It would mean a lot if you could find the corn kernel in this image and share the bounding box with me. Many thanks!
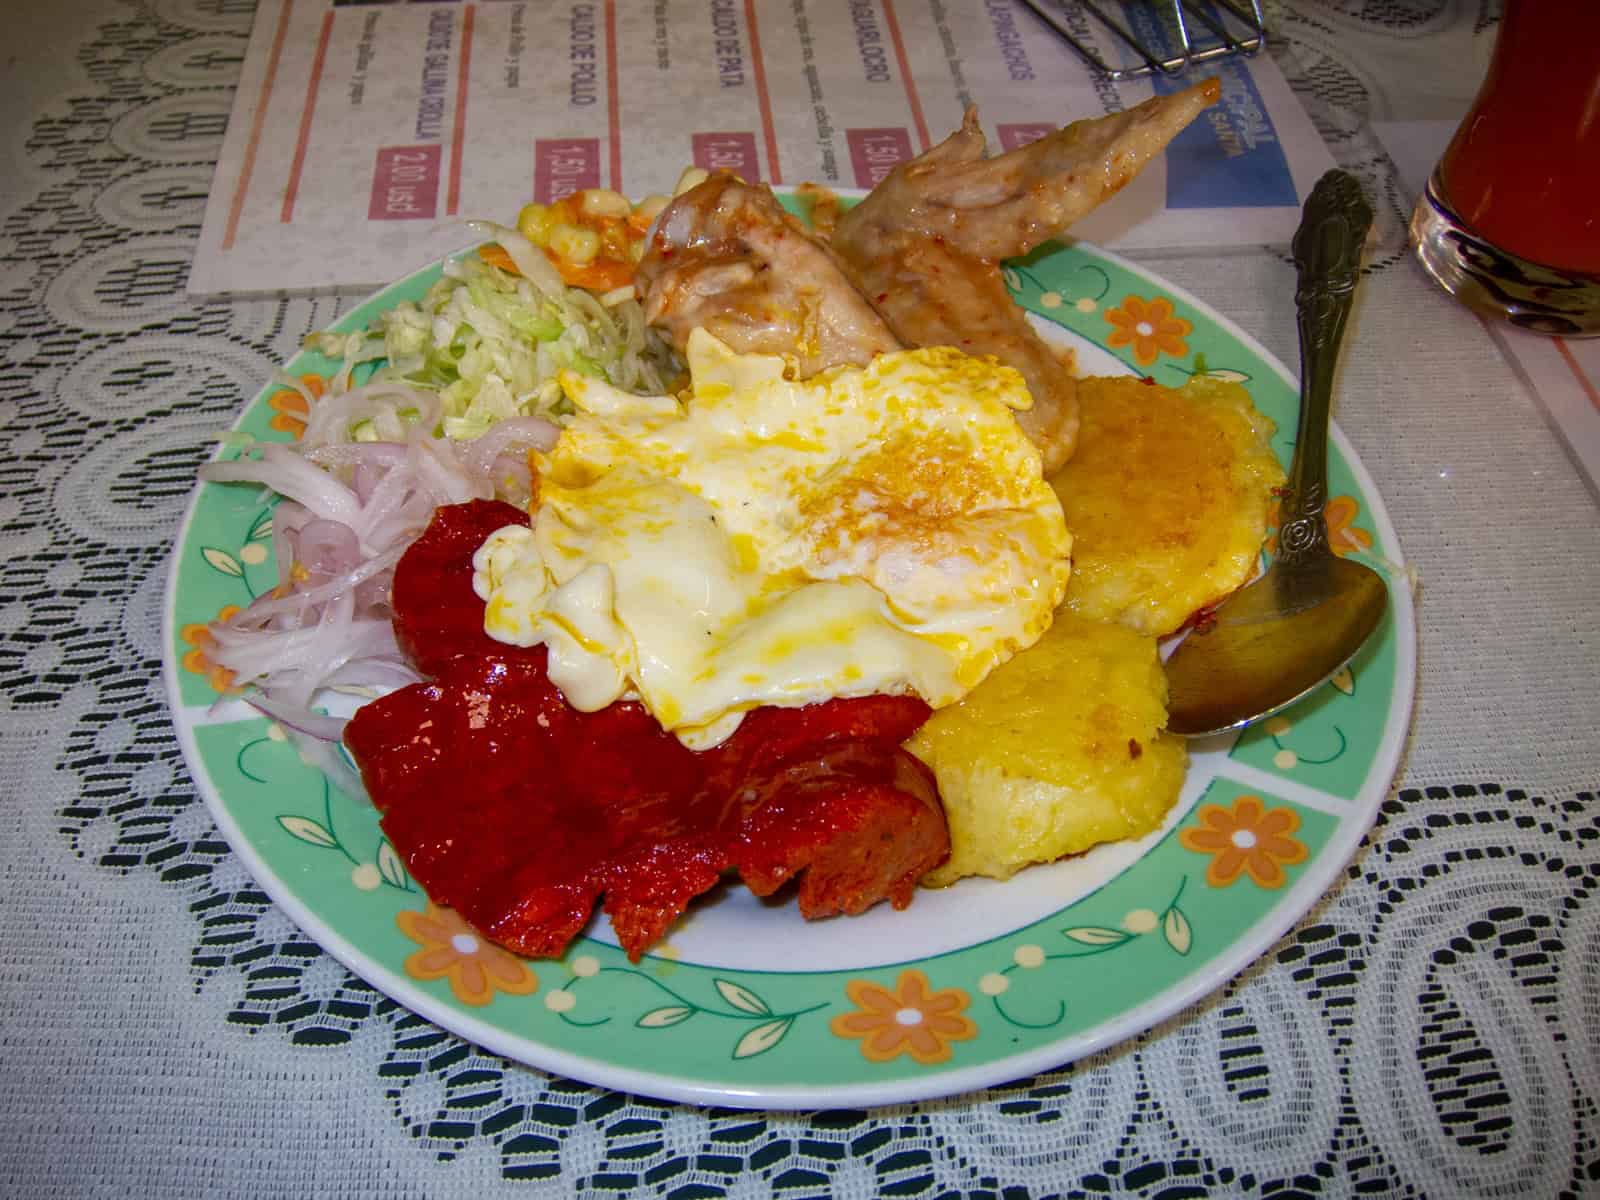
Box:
[600,222,630,257]
[517,202,555,247]
[578,188,632,219]
[673,167,710,196]
[550,222,600,264]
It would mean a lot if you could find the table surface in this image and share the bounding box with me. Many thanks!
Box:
[4,1,1598,1196]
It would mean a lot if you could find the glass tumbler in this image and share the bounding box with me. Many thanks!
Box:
[1409,0,1600,336]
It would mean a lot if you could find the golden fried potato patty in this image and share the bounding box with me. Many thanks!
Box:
[1048,375,1284,637]
[906,611,1186,885]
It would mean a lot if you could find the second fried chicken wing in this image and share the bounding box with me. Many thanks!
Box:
[832,79,1221,472]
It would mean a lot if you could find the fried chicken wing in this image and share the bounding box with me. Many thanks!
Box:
[635,173,901,377]
[832,79,1221,472]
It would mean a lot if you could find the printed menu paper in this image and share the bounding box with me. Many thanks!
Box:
[189,0,1336,296]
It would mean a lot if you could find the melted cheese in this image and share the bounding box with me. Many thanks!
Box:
[475,329,1071,746]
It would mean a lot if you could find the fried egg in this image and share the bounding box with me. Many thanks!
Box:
[474,328,1071,747]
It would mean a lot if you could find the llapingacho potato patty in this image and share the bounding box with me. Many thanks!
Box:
[1048,374,1284,637]
[907,610,1185,886]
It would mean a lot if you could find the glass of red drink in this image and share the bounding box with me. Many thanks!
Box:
[1410,0,1600,336]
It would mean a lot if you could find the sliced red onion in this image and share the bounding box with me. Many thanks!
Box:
[218,542,407,631]
[324,658,419,690]
[211,602,392,678]
[349,459,387,506]
[202,445,362,526]
[245,692,350,741]
[458,415,559,476]
[349,461,423,546]
[486,454,534,504]
[410,437,488,507]
[306,442,411,473]
[294,519,362,577]
[268,500,309,582]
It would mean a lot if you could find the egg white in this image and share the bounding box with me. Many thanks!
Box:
[474,329,1071,746]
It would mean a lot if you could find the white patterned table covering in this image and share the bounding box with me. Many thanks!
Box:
[2,1,1597,1196]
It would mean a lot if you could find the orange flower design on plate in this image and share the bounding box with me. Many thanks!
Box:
[267,374,324,439]
[179,603,242,693]
[397,903,538,1006]
[829,969,976,1064]
[1104,294,1191,366]
[1180,795,1308,889]
[1267,494,1373,557]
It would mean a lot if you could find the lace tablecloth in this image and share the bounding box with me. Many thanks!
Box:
[4,1,1598,1195]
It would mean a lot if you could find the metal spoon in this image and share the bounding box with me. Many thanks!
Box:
[1163,170,1387,737]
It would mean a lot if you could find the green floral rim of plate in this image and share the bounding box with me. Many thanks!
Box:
[164,231,1415,1109]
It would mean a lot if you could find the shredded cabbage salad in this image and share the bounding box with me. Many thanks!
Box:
[307,221,677,441]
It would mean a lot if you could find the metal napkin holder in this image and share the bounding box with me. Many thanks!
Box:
[1020,0,1268,80]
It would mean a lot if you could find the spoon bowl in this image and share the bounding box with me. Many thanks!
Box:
[1164,170,1386,737]
[1164,552,1387,736]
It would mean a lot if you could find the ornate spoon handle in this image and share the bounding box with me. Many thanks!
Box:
[1277,170,1374,569]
